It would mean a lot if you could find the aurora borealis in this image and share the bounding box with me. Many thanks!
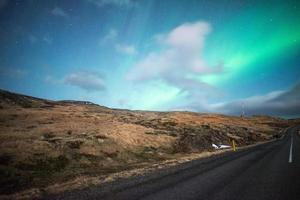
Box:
[0,0,299,117]
[202,3,300,87]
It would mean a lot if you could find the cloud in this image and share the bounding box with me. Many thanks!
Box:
[64,71,105,92]
[43,36,53,44]
[51,7,69,18]
[44,75,62,85]
[100,29,118,44]
[115,44,137,55]
[100,30,136,56]
[88,0,136,7]
[211,83,300,118]
[126,21,223,107]
[28,34,52,45]
[127,21,222,82]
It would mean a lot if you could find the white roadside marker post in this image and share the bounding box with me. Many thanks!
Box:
[289,135,293,163]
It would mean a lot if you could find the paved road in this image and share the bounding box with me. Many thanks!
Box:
[43,126,300,200]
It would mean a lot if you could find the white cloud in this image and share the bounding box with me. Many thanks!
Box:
[88,0,136,7]
[64,71,105,92]
[45,75,62,85]
[115,44,137,55]
[51,7,69,18]
[210,83,300,117]
[100,29,118,44]
[126,21,222,82]
[126,21,223,109]
[101,30,136,56]
[43,36,53,44]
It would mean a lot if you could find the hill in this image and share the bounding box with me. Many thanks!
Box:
[0,89,297,199]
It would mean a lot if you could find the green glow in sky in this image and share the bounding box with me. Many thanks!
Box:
[201,4,300,86]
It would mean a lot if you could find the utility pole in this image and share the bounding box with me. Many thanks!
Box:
[241,102,245,118]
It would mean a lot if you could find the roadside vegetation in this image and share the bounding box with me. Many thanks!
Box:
[0,89,298,199]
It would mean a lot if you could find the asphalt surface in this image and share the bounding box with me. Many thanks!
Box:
[43,126,300,200]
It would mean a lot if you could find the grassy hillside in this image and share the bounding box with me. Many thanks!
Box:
[0,89,297,198]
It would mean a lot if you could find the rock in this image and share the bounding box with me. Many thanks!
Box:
[66,140,83,149]
[42,132,55,139]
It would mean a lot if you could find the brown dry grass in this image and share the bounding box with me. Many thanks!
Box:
[0,90,297,199]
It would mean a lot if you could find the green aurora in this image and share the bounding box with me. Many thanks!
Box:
[201,3,300,88]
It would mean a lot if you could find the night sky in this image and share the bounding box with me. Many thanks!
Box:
[0,0,300,117]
